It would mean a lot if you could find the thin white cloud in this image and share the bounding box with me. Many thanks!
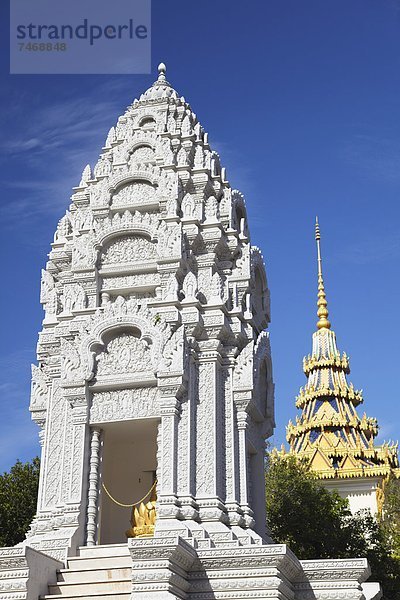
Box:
[0,77,136,226]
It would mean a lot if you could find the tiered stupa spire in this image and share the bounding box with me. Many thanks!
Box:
[286,219,399,480]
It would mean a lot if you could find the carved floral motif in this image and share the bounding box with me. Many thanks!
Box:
[100,235,156,266]
[96,333,151,376]
[90,388,158,423]
[129,145,156,164]
[61,338,82,381]
[30,365,48,410]
[111,181,155,208]
[61,283,87,312]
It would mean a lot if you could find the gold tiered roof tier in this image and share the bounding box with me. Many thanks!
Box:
[286,219,399,480]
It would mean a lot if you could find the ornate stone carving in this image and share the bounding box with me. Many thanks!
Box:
[177,146,188,166]
[157,222,182,257]
[72,208,93,232]
[111,181,155,208]
[129,145,156,164]
[181,192,196,219]
[100,235,156,266]
[96,333,152,376]
[30,365,48,410]
[181,114,192,136]
[204,195,219,222]
[196,362,215,496]
[60,338,82,382]
[194,145,204,168]
[182,272,198,301]
[94,156,112,178]
[159,326,186,373]
[40,269,55,304]
[105,126,115,147]
[61,283,87,312]
[90,388,158,423]
[233,341,254,389]
[163,274,179,300]
[53,212,72,242]
[79,164,91,186]
[101,272,160,291]
[72,232,96,269]
[208,271,224,303]
[42,384,66,509]
[161,139,175,164]
[95,209,159,243]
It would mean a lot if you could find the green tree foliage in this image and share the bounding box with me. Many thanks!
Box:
[0,457,40,547]
[265,454,400,599]
[379,475,400,559]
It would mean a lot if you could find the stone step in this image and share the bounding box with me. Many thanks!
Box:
[66,554,132,571]
[47,578,131,597]
[77,544,129,558]
[41,594,129,600]
[57,567,131,584]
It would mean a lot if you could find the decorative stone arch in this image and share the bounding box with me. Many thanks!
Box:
[254,330,275,433]
[96,232,158,276]
[250,246,270,328]
[96,220,158,249]
[108,171,159,196]
[108,172,159,211]
[82,302,170,383]
[138,114,157,129]
[128,144,157,166]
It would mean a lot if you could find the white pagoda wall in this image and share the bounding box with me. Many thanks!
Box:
[323,477,380,515]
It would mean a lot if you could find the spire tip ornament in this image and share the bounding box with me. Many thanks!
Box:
[315,217,331,330]
[157,62,167,81]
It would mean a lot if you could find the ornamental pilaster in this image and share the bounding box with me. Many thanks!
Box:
[156,378,183,522]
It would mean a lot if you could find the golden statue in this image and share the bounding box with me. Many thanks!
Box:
[126,482,157,538]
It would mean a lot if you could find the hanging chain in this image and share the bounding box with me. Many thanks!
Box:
[101,479,157,508]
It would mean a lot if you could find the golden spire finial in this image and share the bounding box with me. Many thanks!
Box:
[315,217,331,330]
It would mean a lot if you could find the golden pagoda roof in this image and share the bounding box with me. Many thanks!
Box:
[285,219,400,481]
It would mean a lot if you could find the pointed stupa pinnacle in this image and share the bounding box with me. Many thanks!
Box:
[140,61,178,101]
[157,62,167,82]
[315,217,331,330]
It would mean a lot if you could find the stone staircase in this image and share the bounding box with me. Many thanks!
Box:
[40,544,131,600]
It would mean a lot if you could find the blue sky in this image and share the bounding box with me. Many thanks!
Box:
[1,0,400,472]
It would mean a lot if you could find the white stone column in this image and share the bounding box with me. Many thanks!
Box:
[156,384,182,528]
[159,398,179,495]
[224,365,244,527]
[195,341,230,534]
[237,410,249,507]
[236,402,254,528]
[175,354,200,523]
[86,427,102,546]
[188,356,197,498]
[35,418,47,517]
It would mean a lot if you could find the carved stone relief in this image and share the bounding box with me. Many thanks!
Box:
[110,181,155,208]
[90,388,158,423]
[100,235,156,266]
[96,333,152,376]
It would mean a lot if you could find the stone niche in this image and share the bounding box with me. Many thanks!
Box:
[110,180,158,211]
